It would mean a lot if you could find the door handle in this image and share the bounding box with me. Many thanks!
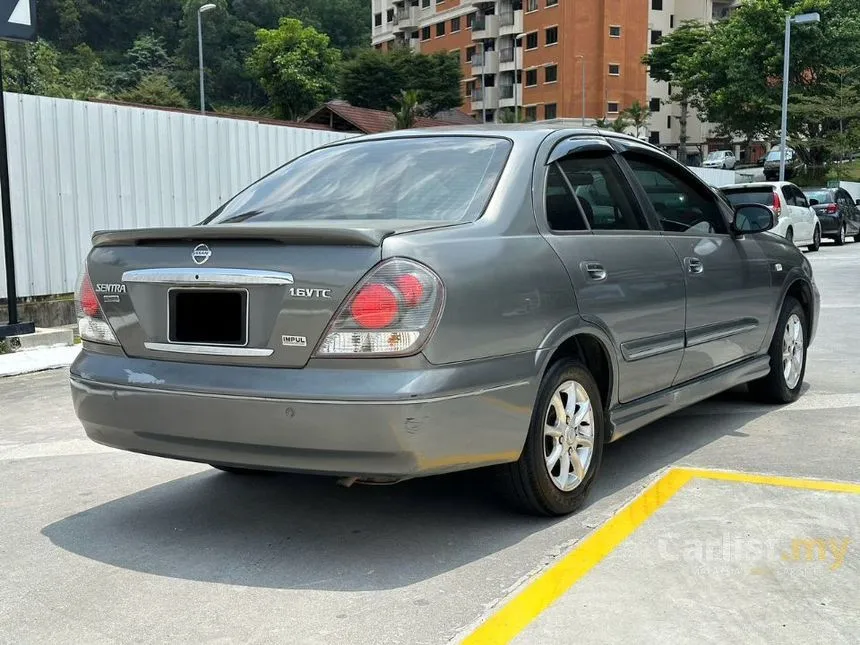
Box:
[580,261,607,281]
[685,257,704,275]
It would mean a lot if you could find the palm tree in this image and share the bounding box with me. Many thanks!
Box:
[390,89,420,129]
[594,118,611,129]
[622,100,651,138]
[609,116,631,133]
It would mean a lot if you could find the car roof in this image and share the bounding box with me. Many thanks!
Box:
[324,123,662,151]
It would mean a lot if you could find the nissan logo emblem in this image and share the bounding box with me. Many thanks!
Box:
[192,244,212,265]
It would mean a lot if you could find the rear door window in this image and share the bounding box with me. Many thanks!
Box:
[546,154,647,232]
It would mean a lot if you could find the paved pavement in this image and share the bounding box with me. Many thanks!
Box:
[1,240,858,644]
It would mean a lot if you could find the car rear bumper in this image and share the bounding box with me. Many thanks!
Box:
[816,215,841,235]
[69,349,540,478]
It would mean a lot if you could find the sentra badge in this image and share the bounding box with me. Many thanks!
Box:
[95,283,126,293]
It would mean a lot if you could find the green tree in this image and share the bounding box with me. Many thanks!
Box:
[608,116,631,133]
[340,48,408,111]
[246,18,341,119]
[391,89,421,129]
[340,48,462,115]
[0,39,106,99]
[643,21,710,163]
[117,74,190,108]
[622,100,651,138]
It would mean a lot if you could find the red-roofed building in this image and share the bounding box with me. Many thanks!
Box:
[302,100,476,134]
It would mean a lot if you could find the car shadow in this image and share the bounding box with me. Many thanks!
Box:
[41,385,798,591]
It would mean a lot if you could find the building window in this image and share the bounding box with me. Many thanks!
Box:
[649,132,661,145]
[546,0,558,6]
[412,30,419,40]
[667,115,672,128]
[421,26,431,40]
[437,22,445,36]
[651,30,663,45]
[545,26,558,45]
[387,8,394,22]
[451,16,461,32]
[526,69,538,86]
[608,64,620,76]
[466,46,476,62]
[466,81,475,98]
[526,32,538,49]
[670,14,675,28]
[467,12,475,28]
[374,13,382,27]
[649,97,661,112]
[545,103,557,119]
[422,0,430,7]
[652,0,663,10]
[609,25,621,37]
[527,0,538,12]
[545,65,558,83]
[607,102,620,114]
[525,106,538,121]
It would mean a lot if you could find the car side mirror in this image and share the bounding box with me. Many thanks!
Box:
[732,204,774,236]
[809,198,819,206]
[855,198,860,206]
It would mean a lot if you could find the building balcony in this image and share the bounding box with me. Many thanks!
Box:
[499,10,523,36]
[498,83,521,108]
[472,14,500,40]
[498,46,522,72]
[471,50,500,76]
[394,5,420,30]
[471,86,499,111]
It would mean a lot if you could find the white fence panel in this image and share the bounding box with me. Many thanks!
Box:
[689,167,741,187]
[0,92,355,298]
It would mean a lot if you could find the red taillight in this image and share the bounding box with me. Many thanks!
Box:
[80,274,101,317]
[395,274,424,307]
[826,203,838,214]
[772,191,782,219]
[350,283,399,329]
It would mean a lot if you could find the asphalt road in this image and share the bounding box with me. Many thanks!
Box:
[2,239,859,644]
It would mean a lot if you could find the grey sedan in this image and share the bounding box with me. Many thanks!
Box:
[70,126,819,516]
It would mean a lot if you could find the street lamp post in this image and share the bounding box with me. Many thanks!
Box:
[513,33,525,123]
[576,55,586,126]
[779,11,820,181]
[198,3,217,114]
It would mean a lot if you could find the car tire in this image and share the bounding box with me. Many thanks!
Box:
[499,358,605,516]
[835,223,846,246]
[211,464,269,475]
[807,226,821,252]
[748,296,807,404]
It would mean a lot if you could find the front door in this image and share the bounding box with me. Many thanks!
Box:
[538,139,687,403]
[618,146,775,384]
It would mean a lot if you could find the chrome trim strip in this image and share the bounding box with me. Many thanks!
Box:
[143,342,274,357]
[123,268,294,286]
[622,340,686,362]
[70,375,529,405]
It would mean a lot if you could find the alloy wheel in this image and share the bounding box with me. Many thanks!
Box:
[543,380,595,492]
[782,313,804,390]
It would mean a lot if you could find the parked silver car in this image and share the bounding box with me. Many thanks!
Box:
[70,126,820,516]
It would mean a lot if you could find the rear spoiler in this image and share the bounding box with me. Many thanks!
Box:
[91,224,394,248]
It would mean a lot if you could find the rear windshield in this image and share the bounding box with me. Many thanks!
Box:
[722,189,774,207]
[204,136,512,224]
[805,190,834,204]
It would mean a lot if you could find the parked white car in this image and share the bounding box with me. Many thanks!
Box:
[721,182,821,251]
[703,150,737,170]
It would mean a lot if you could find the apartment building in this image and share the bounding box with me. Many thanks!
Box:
[371,0,650,123]
[646,0,740,152]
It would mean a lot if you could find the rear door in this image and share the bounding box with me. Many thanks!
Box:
[785,184,814,242]
[613,141,775,384]
[836,189,860,235]
[537,137,686,403]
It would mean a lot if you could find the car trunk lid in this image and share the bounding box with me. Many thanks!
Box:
[86,221,454,368]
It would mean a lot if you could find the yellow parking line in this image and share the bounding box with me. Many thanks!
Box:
[677,467,860,494]
[461,467,860,645]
